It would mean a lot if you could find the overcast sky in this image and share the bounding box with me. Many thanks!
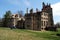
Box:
[0,0,60,24]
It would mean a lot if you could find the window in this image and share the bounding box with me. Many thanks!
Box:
[44,21,45,26]
[37,24,39,28]
[41,13,43,15]
[46,21,48,25]
[41,21,43,26]
[37,18,39,20]
[44,13,47,16]
[15,15,18,17]
[41,17,43,19]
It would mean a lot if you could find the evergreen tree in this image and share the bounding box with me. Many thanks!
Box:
[3,11,12,27]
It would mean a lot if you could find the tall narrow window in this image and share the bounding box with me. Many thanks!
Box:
[41,21,43,26]
[46,21,48,25]
[44,21,45,26]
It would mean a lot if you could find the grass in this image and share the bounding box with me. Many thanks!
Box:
[0,27,60,40]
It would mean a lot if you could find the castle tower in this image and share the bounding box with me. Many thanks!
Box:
[42,2,45,8]
[42,2,54,27]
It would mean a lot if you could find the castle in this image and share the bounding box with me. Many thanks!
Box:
[10,2,54,31]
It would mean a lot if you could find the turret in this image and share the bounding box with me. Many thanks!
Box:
[26,8,28,14]
[49,3,51,7]
[42,2,51,12]
[30,8,33,13]
[42,2,45,8]
[36,8,39,12]
[47,3,48,6]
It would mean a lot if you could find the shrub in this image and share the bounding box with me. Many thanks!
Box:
[45,26,57,31]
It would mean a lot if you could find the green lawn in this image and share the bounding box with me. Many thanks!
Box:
[0,27,60,40]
